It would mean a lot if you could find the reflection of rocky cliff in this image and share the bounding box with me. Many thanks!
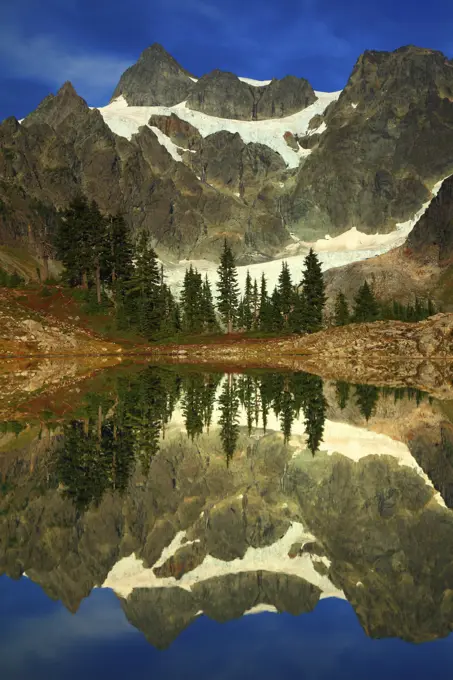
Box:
[1,380,453,646]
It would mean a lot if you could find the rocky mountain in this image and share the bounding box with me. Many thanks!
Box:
[324,173,453,311]
[2,42,453,276]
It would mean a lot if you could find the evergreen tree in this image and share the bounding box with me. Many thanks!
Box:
[278,261,294,328]
[270,287,284,331]
[258,273,273,331]
[335,381,350,410]
[289,290,306,333]
[106,213,133,286]
[218,375,240,465]
[241,270,254,331]
[302,373,327,455]
[87,200,108,304]
[252,278,259,329]
[201,275,219,332]
[56,194,91,286]
[216,240,239,333]
[123,232,163,338]
[299,248,326,333]
[181,266,204,333]
[353,281,380,323]
[355,384,379,421]
[334,292,350,326]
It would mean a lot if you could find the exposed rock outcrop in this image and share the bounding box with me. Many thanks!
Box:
[287,46,453,239]
[111,43,195,106]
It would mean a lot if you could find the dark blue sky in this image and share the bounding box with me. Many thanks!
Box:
[1,0,453,121]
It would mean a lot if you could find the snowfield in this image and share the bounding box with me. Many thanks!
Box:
[162,175,448,298]
[97,90,341,168]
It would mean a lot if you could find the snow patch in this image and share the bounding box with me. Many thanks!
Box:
[97,91,340,169]
[351,102,358,109]
[148,125,184,162]
[238,77,272,87]
[244,604,279,615]
[102,521,344,600]
[189,77,198,83]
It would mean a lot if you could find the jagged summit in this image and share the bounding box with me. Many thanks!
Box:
[22,79,90,130]
[111,42,195,107]
[110,43,318,120]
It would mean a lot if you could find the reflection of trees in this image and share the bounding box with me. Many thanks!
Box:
[218,375,240,466]
[335,381,350,410]
[355,384,380,422]
[56,419,134,511]
[182,373,221,440]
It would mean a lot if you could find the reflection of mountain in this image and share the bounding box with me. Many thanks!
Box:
[1,369,453,646]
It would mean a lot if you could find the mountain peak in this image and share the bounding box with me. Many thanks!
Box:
[111,43,195,106]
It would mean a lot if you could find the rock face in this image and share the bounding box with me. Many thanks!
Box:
[323,172,453,311]
[185,71,317,120]
[406,174,453,263]
[111,43,195,106]
[148,113,202,150]
[0,83,288,262]
[287,46,453,238]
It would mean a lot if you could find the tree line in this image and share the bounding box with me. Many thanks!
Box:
[54,194,327,339]
[333,281,436,326]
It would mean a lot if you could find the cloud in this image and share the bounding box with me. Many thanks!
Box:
[0,28,130,96]
[0,591,135,675]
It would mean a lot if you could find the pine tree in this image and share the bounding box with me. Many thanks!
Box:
[87,200,108,304]
[258,273,273,331]
[270,287,284,331]
[299,248,326,333]
[56,194,90,285]
[218,375,240,465]
[334,292,350,326]
[181,266,204,333]
[242,270,253,331]
[216,240,239,333]
[106,213,133,286]
[124,232,162,338]
[252,278,259,329]
[353,281,380,323]
[355,384,379,421]
[335,381,350,410]
[289,290,306,333]
[201,274,218,332]
[278,261,293,328]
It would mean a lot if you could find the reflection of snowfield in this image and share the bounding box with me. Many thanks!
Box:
[169,388,443,504]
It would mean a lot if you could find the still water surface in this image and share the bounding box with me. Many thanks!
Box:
[1,366,453,679]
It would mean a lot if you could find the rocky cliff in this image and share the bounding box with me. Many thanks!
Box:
[3,43,453,268]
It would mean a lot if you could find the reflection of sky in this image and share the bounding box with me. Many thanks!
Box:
[1,576,453,680]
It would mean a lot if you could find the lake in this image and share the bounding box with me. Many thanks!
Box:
[1,364,453,679]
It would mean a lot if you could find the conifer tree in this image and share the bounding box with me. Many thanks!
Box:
[258,273,272,331]
[355,384,379,421]
[335,381,350,410]
[299,248,326,333]
[181,265,204,333]
[289,290,306,333]
[124,232,162,338]
[353,281,380,323]
[334,292,350,326]
[201,274,218,332]
[278,261,293,328]
[106,213,133,286]
[242,270,254,331]
[218,375,240,465]
[252,278,259,329]
[216,240,239,333]
[270,287,284,331]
